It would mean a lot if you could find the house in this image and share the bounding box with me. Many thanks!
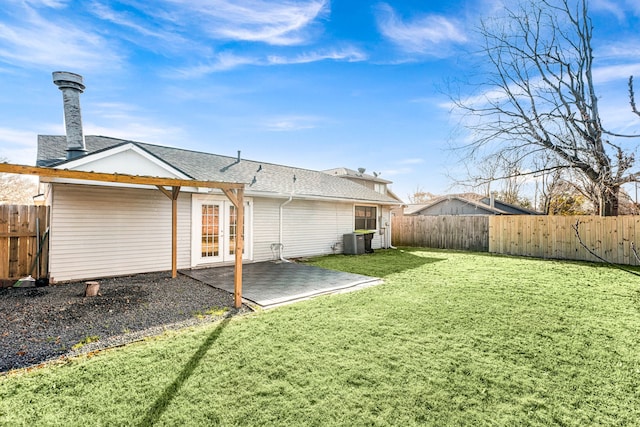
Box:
[404,194,541,216]
[323,167,404,203]
[36,72,400,283]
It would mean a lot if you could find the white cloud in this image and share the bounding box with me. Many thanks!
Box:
[174,46,366,77]
[0,127,39,164]
[261,115,324,131]
[173,53,262,78]
[153,0,329,46]
[593,63,640,84]
[267,46,367,64]
[90,2,174,41]
[591,0,635,20]
[84,121,186,146]
[81,102,186,144]
[19,0,69,7]
[598,40,640,63]
[375,3,467,55]
[0,3,122,70]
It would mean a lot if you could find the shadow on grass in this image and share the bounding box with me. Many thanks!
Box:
[138,312,234,426]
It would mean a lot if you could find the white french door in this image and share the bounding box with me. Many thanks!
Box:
[192,195,251,266]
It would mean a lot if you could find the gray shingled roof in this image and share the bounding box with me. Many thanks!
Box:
[404,196,508,215]
[37,135,400,204]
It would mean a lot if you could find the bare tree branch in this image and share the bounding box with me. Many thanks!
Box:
[451,0,640,216]
[573,220,640,276]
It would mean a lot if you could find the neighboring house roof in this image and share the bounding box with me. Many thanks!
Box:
[404,194,542,216]
[478,197,542,215]
[406,196,509,215]
[37,135,400,204]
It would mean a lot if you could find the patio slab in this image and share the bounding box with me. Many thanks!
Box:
[181,261,382,308]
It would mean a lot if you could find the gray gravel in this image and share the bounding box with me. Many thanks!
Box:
[0,272,249,373]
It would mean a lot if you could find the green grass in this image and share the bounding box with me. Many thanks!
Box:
[1,248,639,426]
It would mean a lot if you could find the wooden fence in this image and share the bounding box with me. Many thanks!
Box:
[392,215,489,252]
[393,214,640,266]
[0,205,50,284]
[489,215,640,266]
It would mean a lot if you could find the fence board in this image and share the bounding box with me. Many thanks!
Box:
[395,214,640,266]
[392,215,489,252]
[489,215,640,265]
[0,205,49,283]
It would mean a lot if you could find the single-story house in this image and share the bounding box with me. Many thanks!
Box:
[34,72,400,283]
[404,194,541,216]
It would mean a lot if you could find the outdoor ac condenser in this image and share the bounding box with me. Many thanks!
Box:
[343,233,365,255]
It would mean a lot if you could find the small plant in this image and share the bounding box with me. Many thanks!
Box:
[72,335,100,350]
[205,307,227,317]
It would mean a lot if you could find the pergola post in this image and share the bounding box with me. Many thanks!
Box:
[223,187,244,309]
[156,185,181,278]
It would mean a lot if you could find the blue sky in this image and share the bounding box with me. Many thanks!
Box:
[1,0,639,201]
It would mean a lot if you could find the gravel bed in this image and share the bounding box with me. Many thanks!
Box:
[0,272,250,373]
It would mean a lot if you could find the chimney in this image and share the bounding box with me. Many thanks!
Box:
[52,71,87,160]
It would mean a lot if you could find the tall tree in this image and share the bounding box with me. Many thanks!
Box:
[0,158,39,204]
[453,0,639,216]
[0,174,39,205]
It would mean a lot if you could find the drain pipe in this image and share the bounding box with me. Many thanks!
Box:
[278,177,295,262]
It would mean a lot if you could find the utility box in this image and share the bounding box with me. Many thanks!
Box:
[343,233,365,255]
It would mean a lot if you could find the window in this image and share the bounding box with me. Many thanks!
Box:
[355,205,377,230]
[374,183,385,194]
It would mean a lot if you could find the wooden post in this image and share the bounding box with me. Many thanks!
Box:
[223,187,244,309]
[234,188,244,309]
[157,186,181,278]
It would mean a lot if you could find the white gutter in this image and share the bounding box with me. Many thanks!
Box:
[241,190,402,206]
[278,186,295,263]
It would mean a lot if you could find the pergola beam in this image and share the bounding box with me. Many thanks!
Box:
[0,163,244,191]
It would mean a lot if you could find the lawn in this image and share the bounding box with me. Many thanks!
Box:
[1,248,639,426]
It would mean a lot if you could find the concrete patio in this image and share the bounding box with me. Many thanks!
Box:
[181,261,382,308]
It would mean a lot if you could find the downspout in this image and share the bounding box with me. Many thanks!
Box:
[389,218,398,249]
[389,204,404,250]
[278,177,296,262]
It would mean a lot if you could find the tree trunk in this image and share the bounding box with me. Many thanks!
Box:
[600,186,620,216]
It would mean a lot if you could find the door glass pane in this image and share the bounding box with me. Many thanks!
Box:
[228,205,237,256]
[228,204,246,256]
[202,204,219,257]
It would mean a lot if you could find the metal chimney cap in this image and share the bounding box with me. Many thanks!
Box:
[52,71,85,92]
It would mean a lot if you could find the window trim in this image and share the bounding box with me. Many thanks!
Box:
[354,205,377,231]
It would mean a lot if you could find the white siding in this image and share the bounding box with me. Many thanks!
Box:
[252,197,283,261]
[48,184,395,281]
[49,184,191,282]
[252,197,356,260]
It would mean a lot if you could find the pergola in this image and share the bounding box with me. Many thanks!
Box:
[0,163,246,308]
